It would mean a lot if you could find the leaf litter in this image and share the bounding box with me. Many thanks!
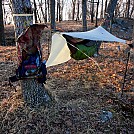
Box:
[0,21,134,134]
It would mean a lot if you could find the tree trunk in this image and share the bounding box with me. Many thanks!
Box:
[91,0,94,23]
[100,0,103,18]
[72,0,76,20]
[0,0,5,46]
[105,0,118,20]
[102,0,118,31]
[56,0,59,21]
[76,0,80,21]
[11,0,51,108]
[47,0,51,22]
[45,0,47,22]
[39,0,46,23]
[33,0,38,23]
[129,6,134,18]
[82,0,87,31]
[50,0,56,31]
[56,0,62,22]
[95,0,99,27]
[104,0,108,16]
[126,0,130,18]
[60,0,64,21]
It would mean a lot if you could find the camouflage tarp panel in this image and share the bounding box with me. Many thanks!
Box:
[16,24,48,65]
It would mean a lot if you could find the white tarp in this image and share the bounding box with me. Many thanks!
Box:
[46,26,126,67]
[62,26,126,43]
[46,33,71,67]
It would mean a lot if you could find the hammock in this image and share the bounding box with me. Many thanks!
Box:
[63,34,97,60]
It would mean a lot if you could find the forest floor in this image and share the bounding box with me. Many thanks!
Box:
[0,19,134,134]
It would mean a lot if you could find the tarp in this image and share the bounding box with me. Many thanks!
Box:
[46,26,126,67]
[16,24,48,65]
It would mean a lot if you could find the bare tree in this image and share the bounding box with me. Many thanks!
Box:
[115,0,122,17]
[95,0,99,27]
[129,0,134,18]
[47,0,51,22]
[56,0,64,21]
[76,0,80,21]
[0,0,5,46]
[100,0,104,18]
[102,0,118,30]
[126,0,130,18]
[44,0,47,22]
[82,0,87,31]
[56,0,60,21]
[90,0,94,23]
[50,0,56,30]
[104,0,108,16]
[105,0,118,20]
[72,0,76,20]
[33,0,38,23]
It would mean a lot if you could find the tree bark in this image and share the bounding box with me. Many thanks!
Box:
[82,0,87,31]
[126,0,130,18]
[90,0,94,23]
[72,0,76,20]
[11,0,51,108]
[33,0,38,23]
[102,0,118,31]
[39,0,46,23]
[100,0,103,18]
[45,0,47,22]
[56,0,59,21]
[104,0,108,16]
[50,0,56,31]
[76,0,80,21]
[105,0,118,20]
[0,0,5,46]
[95,0,99,27]
[47,0,51,22]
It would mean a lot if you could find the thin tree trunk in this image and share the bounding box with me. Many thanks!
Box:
[33,0,38,23]
[106,0,118,20]
[57,0,61,21]
[100,0,103,18]
[36,9,42,23]
[45,0,47,22]
[91,0,94,23]
[0,0,5,46]
[82,0,87,31]
[126,0,130,18]
[11,0,51,108]
[72,0,76,20]
[102,0,118,31]
[60,0,64,21]
[76,0,80,21]
[95,0,99,27]
[50,0,56,30]
[104,0,108,16]
[129,6,134,18]
[47,0,51,22]
[56,0,59,21]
